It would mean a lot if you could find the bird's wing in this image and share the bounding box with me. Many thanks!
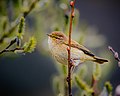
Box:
[64,40,95,57]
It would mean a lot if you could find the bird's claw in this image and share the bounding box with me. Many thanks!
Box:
[70,58,75,66]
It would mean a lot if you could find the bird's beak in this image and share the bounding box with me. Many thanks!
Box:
[47,33,50,36]
[47,34,53,38]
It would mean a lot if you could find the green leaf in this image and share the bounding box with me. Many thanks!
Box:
[52,76,62,95]
[17,17,25,39]
[93,63,101,80]
[61,65,67,76]
[74,75,93,93]
[23,37,37,53]
[105,81,112,95]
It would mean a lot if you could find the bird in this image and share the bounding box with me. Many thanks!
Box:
[47,31,108,66]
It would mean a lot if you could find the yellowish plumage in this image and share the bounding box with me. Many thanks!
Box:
[48,31,108,66]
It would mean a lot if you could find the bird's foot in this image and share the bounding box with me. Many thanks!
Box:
[70,58,75,66]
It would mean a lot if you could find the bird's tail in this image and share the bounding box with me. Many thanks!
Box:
[93,56,108,64]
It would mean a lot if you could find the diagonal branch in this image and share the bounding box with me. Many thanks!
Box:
[0,47,23,54]
[0,38,18,54]
[0,0,40,44]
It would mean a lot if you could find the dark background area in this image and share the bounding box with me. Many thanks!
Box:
[0,0,120,96]
[76,0,120,90]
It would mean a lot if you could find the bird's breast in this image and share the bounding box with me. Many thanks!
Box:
[48,38,86,66]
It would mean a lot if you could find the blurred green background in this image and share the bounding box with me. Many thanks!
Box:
[0,0,120,96]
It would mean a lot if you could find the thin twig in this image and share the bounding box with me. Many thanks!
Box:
[91,75,99,96]
[0,48,23,54]
[23,0,40,17]
[0,38,21,54]
[108,46,120,67]
[67,0,76,96]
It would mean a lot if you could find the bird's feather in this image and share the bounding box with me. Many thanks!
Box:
[64,40,95,57]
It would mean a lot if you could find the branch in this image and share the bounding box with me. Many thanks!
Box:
[0,37,21,54]
[91,75,99,96]
[0,48,24,54]
[0,36,36,55]
[67,0,76,96]
[108,46,120,67]
[0,16,36,55]
[23,0,40,17]
[0,0,39,44]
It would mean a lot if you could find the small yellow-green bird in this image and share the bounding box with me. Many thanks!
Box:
[48,31,108,66]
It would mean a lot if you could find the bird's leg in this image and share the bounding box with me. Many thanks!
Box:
[70,58,75,66]
[71,65,76,74]
[70,58,76,73]
[73,58,83,66]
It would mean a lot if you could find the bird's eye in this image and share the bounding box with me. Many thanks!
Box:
[53,36,60,39]
[58,36,63,40]
[52,35,63,40]
[56,37,60,39]
[59,35,63,37]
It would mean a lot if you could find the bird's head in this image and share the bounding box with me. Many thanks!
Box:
[47,31,67,42]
